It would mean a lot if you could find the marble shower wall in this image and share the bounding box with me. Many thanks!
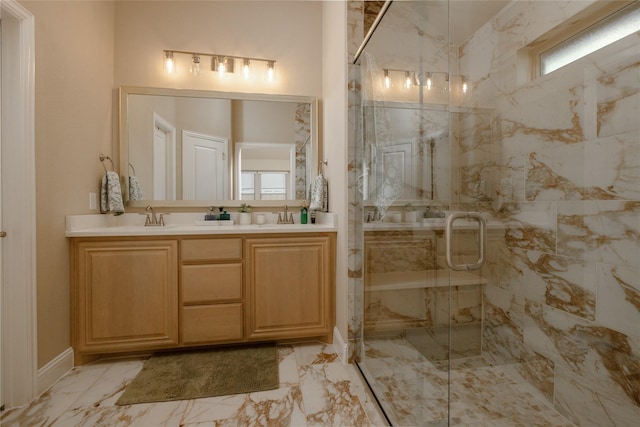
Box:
[458,1,640,425]
[347,0,366,362]
[348,0,638,426]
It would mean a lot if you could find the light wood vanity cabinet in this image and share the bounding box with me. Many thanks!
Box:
[181,238,244,344]
[71,239,179,363]
[71,232,335,364]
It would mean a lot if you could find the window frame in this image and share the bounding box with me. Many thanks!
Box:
[524,1,638,80]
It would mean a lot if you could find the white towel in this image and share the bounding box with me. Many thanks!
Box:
[101,171,125,215]
[309,174,328,212]
[128,175,144,201]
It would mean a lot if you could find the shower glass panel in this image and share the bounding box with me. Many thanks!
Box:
[356,1,458,425]
[356,1,569,426]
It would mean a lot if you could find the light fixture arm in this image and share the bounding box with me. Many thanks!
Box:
[163,49,276,66]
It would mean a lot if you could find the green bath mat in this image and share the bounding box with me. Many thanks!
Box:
[116,344,279,405]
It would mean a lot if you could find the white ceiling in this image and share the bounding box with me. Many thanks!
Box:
[449,0,510,44]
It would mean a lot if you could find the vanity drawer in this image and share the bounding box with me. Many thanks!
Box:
[182,263,242,303]
[181,238,242,262]
[182,303,243,343]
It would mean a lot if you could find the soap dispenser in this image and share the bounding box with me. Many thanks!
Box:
[219,207,230,221]
[205,207,217,221]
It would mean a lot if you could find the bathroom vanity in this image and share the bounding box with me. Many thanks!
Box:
[67,214,336,365]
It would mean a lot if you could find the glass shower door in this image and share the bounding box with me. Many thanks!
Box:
[354,1,458,425]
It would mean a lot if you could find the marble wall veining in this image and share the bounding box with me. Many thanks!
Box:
[459,1,640,425]
[348,1,639,426]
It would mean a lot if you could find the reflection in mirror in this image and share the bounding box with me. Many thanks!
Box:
[119,87,317,206]
[363,102,451,211]
[363,101,492,212]
[236,143,296,200]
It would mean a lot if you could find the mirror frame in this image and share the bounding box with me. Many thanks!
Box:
[118,86,319,208]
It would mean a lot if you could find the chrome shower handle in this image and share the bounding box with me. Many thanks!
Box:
[445,212,486,271]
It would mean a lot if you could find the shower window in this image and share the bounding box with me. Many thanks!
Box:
[530,1,640,77]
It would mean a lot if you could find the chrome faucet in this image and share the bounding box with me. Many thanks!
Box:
[277,205,294,224]
[144,205,165,226]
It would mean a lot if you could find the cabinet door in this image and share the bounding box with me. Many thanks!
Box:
[245,236,334,340]
[74,240,179,353]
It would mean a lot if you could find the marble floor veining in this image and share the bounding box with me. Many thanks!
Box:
[1,338,583,427]
[359,337,578,427]
[0,342,387,427]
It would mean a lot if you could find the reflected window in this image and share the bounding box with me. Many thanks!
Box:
[235,142,296,200]
[241,172,288,200]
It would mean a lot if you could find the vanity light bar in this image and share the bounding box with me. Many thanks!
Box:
[381,69,468,92]
[163,50,276,81]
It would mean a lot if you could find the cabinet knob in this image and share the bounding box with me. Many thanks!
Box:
[0,231,6,238]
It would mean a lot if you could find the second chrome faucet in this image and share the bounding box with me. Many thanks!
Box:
[277,205,294,224]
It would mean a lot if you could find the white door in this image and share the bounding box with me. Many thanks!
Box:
[0,16,4,411]
[153,125,168,199]
[152,113,176,201]
[182,131,228,200]
[371,139,418,200]
[1,0,37,409]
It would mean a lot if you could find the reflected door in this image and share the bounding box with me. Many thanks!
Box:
[370,139,418,200]
[152,113,176,201]
[182,131,228,200]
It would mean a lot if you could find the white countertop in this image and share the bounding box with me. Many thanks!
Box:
[66,212,337,237]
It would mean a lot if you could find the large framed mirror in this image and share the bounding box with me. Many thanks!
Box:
[119,86,318,207]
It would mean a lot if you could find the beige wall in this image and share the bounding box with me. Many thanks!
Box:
[322,1,348,342]
[21,0,327,369]
[20,0,116,368]
[113,1,322,96]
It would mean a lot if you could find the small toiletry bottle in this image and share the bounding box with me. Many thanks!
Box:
[301,201,308,224]
[219,207,230,221]
[205,207,217,221]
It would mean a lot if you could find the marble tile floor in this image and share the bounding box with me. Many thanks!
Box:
[359,337,578,427]
[0,342,388,427]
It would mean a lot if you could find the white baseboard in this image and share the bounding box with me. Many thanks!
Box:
[332,326,349,365]
[37,347,73,394]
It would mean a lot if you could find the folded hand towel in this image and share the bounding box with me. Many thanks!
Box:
[309,174,328,212]
[128,175,144,201]
[101,171,125,215]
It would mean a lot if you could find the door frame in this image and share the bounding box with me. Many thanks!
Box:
[152,112,176,200]
[0,0,37,409]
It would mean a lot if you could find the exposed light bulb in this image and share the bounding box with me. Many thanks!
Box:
[462,77,468,93]
[426,72,432,90]
[383,69,390,88]
[404,71,412,89]
[164,51,175,74]
[190,54,200,75]
[243,59,251,80]
[267,61,275,82]
[218,57,227,77]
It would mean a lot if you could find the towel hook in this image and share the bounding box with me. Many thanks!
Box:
[319,159,328,171]
[99,154,115,173]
